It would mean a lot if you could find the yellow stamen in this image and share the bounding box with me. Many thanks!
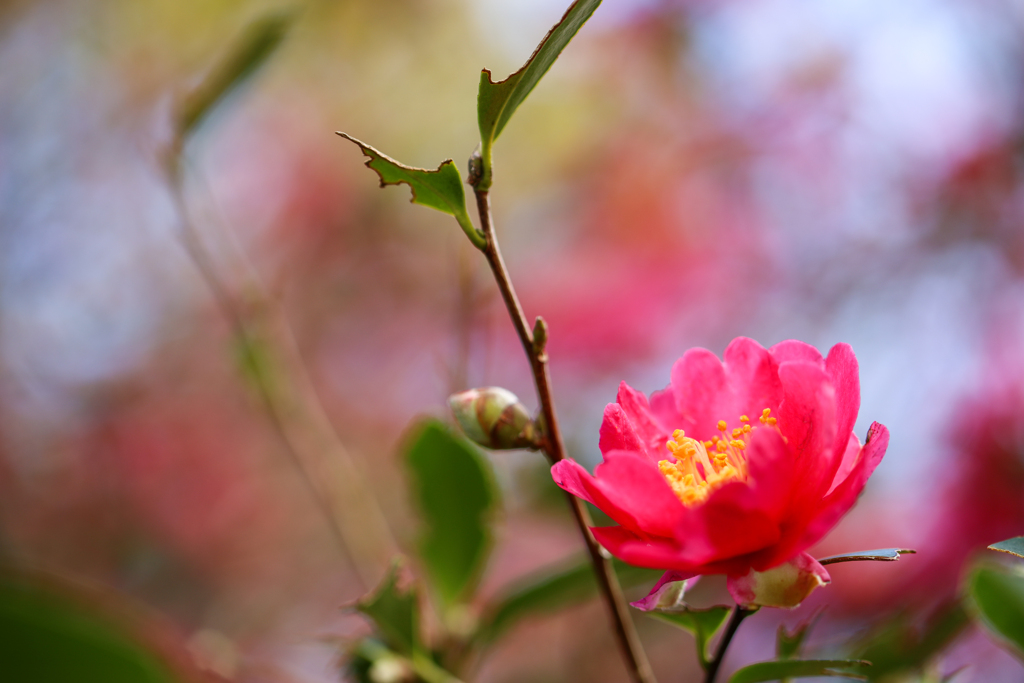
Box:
[660,409,779,507]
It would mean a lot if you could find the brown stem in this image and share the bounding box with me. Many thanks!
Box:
[703,606,755,683]
[472,189,656,683]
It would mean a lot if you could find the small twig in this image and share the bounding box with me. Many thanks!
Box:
[471,188,656,683]
[162,146,396,591]
[704,606,756,683]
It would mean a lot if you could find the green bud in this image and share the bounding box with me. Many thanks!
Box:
[448,387,537,450]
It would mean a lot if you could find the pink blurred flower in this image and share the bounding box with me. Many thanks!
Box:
[551,337,888,608]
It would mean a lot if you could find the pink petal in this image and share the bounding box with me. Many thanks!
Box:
[592,451,686,537]
[550,458,598,507]
[769,340,825,368]
[599,403,646,457]
[615,382,671,461]
[824,343,861,479]
[551,452,684,538]
[776,360,838,505]
[799,422,889,549]
[591,525,689,569]
[669,347,731,440]
[722,337,784,421]
[735,425,796,518]
[827,432,861,496]
[649,387,681,431]
[727,552,830,608]
[678,489,782,566]
[631,570,698,611]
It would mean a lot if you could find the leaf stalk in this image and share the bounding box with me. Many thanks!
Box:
[704,606,757,683]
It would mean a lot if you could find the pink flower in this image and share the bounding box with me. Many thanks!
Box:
[551,337,888,608]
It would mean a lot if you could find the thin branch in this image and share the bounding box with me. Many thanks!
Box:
[704,606,756,683]
[163,147,396,591]
[471,188,656,683]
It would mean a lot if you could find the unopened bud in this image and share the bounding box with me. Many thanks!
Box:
[532,316,548,358]
[368,655,412,683]
[449,387,538,450]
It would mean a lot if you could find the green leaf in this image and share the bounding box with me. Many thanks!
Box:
[989,537,1024,558]
[178,10,295,137]
[648,606,731,669]
[348,639,465,683]
[851,603,968,680]
[478,556,659,643]
[356,560,419,656]
[405,420,498,607]
[729,659,871,683]
[232,328,278,397]
[475,0,602,188]
[337,134,484,249]
[968,564,1024,660]
[0,573,196,682]
[776,613,820,661]
[818,549,916,565]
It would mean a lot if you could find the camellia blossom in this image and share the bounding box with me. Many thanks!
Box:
[551,337,889,609]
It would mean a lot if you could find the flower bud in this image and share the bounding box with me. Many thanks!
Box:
[449,387,538,450]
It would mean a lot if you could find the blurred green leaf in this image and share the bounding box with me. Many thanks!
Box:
[648,606,730,669]
[475,0,602,188]
[0,573,193,683]
[233,329,277,398]
[337,135,483,248]
[968,563,1024,660]
[405,420,497,607]
[989,537,1024,558]
[776,613,820,661]
[356,561,419,656]
[729,659,871,683]
[477,556,659,643]
[818,549,915,565]
[178,10,295,137]
[852,602,968,680]
[347,638,466,683]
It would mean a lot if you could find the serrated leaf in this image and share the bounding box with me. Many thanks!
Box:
[178,10,294,137]
[337,134,484,248]
[818,549,915,565]
[648,606,731,669]
[347,638,468,683]
[729,659,871,683]
[356,561,419,656]
[968,564,1024,660]
[989,537,1024,558]
[776,612,821,661]
[0,572,200,682]
[405,420,497,608]
[476,0,601,187]
[851,602,968,680]
[477,556,659,644]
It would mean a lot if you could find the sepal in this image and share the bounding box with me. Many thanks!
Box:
[727,553,830,609]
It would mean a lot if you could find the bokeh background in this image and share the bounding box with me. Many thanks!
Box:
[3,0,1024,680]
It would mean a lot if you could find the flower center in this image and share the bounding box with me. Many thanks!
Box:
[659,408,778,507]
